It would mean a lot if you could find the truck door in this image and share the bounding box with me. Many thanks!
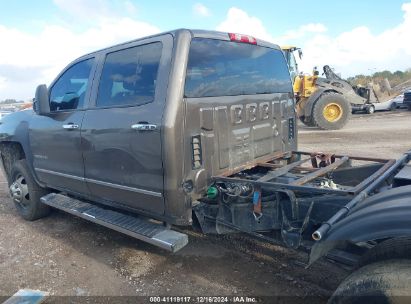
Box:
[81,35,172,215]
[30,57,95,195]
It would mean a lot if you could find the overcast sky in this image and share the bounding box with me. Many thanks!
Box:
[1,0,411,100]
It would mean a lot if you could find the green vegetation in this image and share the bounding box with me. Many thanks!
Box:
[347,68,411,88]
[0,99,22,104]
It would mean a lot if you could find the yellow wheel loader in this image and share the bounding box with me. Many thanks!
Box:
[282,46,375,130]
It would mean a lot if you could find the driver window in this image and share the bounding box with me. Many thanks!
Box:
[49,58,94,112]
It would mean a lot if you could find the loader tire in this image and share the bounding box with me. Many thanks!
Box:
[312,92,351,130]
[328,259,411,304]
[299,116,317,127]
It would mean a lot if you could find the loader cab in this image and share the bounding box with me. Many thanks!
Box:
[282,46,301,83]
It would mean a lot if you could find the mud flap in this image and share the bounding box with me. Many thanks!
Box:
[281,201,314,249]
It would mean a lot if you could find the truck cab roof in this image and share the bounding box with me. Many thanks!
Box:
[76,29,282,62]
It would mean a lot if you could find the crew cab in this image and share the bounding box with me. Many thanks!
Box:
[1,29,411,302]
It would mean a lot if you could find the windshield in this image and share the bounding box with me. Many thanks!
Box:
[287,51,298,81]
[184,38,292,98]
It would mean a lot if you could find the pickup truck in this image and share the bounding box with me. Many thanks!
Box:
[1,29,411,302]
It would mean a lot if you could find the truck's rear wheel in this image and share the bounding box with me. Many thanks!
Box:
[359,237,411,267]
[329,259,411,304]
[10,160,50,221]
[312,93,351,130]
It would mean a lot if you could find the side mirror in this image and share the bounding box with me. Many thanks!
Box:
[34,84,50,115]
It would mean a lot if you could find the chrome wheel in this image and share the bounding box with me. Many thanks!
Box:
[10,175,30,210]
[367,105,375,114]
[10,160,50,221]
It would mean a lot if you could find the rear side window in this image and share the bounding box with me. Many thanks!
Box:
[185,38,292,98]
[96,42,162,107]
[49,58,94,111]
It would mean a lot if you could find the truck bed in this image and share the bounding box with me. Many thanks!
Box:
[213,151,396,196]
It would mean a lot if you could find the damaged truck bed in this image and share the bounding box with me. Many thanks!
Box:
[194,150,410,266]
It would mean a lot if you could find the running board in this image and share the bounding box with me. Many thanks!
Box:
[40,193,188,253]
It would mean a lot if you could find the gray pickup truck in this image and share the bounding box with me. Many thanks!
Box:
[1,29,411,302]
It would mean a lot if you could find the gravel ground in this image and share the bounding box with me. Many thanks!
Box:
[1,110,410,303]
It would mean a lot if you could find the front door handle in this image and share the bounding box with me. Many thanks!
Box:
[131,123,157,131]
[62,123,79,130]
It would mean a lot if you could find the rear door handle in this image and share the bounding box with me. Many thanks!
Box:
[62,123,79,130]
[131,124,157,131]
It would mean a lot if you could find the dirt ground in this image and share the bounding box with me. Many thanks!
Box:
[1,110,411,303]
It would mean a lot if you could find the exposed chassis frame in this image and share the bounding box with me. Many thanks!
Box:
[212,151,396,196]
[210,151,410,246]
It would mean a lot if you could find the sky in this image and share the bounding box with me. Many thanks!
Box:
[1,0,410,100]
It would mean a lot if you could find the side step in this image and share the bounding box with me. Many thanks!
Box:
[40,193,188,253]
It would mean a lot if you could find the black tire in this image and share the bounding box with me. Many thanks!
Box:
[299,116,317,127]
[389,102,397,111]
[408,104,411,111]
[329,260,411,304]
[312,92,351,130]
[358,237,411,267]
[366,105,375,114]
[10,159,50,221]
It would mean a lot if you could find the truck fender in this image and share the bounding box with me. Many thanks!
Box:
[0,110,41,186]
[309,185,411,265]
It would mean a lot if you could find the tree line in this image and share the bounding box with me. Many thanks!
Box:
[0,99,25,104]
[347,68,411,88]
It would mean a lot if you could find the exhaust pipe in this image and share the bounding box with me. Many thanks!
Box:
[311,152,410,242]
[312,231,322,241]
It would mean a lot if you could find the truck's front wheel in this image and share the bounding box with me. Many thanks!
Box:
[10,160,50,221]
[329,259,411,304]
